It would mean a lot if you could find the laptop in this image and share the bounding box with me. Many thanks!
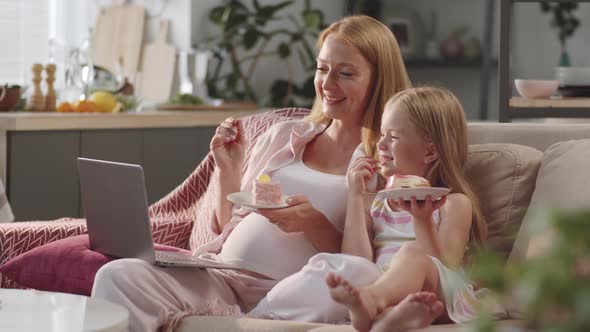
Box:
[77,157,243,270]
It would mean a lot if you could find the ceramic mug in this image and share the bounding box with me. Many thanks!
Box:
[0,85,21,112]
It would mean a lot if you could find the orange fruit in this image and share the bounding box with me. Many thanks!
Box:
[57,102,75,113]
[76,100,98,113]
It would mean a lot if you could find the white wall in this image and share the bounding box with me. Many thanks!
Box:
[513,3,590,79]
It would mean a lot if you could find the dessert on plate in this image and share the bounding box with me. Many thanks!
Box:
[252,173,282,205]
[385,174,430,190]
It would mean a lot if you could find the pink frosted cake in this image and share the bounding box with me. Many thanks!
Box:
[253,173,282,205]
[386,174,430,189]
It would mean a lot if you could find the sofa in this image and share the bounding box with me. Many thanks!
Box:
[1,107,590,332]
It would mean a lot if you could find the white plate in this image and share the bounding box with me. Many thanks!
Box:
[376,187,451,201]
[227,192,289,210]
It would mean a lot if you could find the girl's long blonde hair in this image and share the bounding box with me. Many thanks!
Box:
[307,15,411,158]
[387,87,487,246]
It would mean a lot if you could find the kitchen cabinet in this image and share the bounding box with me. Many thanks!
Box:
[0,109,260,221]
[498,0,590,122]
[7,127,215,220]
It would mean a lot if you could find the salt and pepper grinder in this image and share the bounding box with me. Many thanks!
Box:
[29,63,45,112]
[45,64,57,112]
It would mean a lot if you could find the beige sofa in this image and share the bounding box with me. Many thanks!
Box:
[175,122,590,332]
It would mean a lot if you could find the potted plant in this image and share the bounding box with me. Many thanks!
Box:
[470,210,590,332]
[539,1,580,67]
[197,0,325,107]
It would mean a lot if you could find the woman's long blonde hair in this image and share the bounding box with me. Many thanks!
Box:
[306,15,411,158]
[387,87,487,246]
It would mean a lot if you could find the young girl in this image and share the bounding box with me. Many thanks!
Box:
[326,86,491,332]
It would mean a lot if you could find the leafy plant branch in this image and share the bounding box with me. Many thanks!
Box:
[198,0,325,106]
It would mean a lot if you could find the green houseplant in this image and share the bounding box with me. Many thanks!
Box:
[539,1,580,67]
[198,0,325,107]
[470,210,590,332]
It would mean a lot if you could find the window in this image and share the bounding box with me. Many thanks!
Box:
[0,0,50,85]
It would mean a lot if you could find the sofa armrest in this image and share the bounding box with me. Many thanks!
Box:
[0,218,86,268]
[151,217,194,250]
[0,218,86,288]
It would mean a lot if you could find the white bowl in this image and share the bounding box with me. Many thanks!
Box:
[555,67,590,86]
[514,79,559,99]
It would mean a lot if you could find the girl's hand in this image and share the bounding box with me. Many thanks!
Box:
[388,195,447,223]
[210,117,246,170]
[256,195,318,233]
[347,157,379,196]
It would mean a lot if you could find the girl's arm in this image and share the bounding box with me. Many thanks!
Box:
[341,193,375,260]
[435,193,473,268]
[391,193,472,268]
[341,157,378,260]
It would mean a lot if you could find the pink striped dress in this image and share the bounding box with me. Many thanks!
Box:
[370,195,506,323]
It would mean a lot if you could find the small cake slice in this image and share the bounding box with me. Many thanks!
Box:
[253,173,282,205]
[386,174,430,190]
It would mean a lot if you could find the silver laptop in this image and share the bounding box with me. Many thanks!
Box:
[77,157,242,270]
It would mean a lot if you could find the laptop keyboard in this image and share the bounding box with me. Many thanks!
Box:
[155,251,198,264]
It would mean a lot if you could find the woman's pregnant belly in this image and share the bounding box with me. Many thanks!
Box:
[219,213,318,280]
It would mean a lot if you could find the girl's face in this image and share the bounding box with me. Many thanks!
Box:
[376,104,437,178]
[314,35,374,123]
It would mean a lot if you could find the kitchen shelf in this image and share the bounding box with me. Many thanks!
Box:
[509,97,590,118]
[510,97,590,108]
[498,0,590,122]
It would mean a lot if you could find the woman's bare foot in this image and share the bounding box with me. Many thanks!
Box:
[326,273,377,332]
[369,292,444,332]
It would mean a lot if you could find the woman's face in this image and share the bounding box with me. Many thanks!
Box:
[314,35,374,123]
[376,104,435,178]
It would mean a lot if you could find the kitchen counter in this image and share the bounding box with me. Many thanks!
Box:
[0,109,264,131]
[0,108,264,221]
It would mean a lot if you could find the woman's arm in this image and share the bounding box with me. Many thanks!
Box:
[210,118,246,230]
[214,169,241,230]
[257,195,343,253]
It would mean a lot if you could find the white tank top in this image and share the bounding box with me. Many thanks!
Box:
[219,158,348,280]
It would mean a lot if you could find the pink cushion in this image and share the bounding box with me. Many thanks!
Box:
[0,234,188,296]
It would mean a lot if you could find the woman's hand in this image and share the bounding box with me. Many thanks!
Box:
[210,117,246,171]
[388,195,447,224]
[256,195,318,233]
[347,157,379,196]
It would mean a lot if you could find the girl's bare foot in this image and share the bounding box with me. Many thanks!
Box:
[369,292,444,332]
[326,273,377,332]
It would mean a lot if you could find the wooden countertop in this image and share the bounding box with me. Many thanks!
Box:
[0,109,265,131]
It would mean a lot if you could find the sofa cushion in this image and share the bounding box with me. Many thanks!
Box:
[509,139,590,261]
[465,144,543,257]
[0,234,187,296]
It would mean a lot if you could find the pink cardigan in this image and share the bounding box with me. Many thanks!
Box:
[195,119,364,255]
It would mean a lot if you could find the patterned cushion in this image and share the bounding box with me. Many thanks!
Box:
[0,234,187,295]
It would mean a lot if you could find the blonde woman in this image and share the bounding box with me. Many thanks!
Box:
[92,15,410,332]
[326,87,492,331]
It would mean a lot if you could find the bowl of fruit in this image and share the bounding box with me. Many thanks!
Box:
[57,91,139,113]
